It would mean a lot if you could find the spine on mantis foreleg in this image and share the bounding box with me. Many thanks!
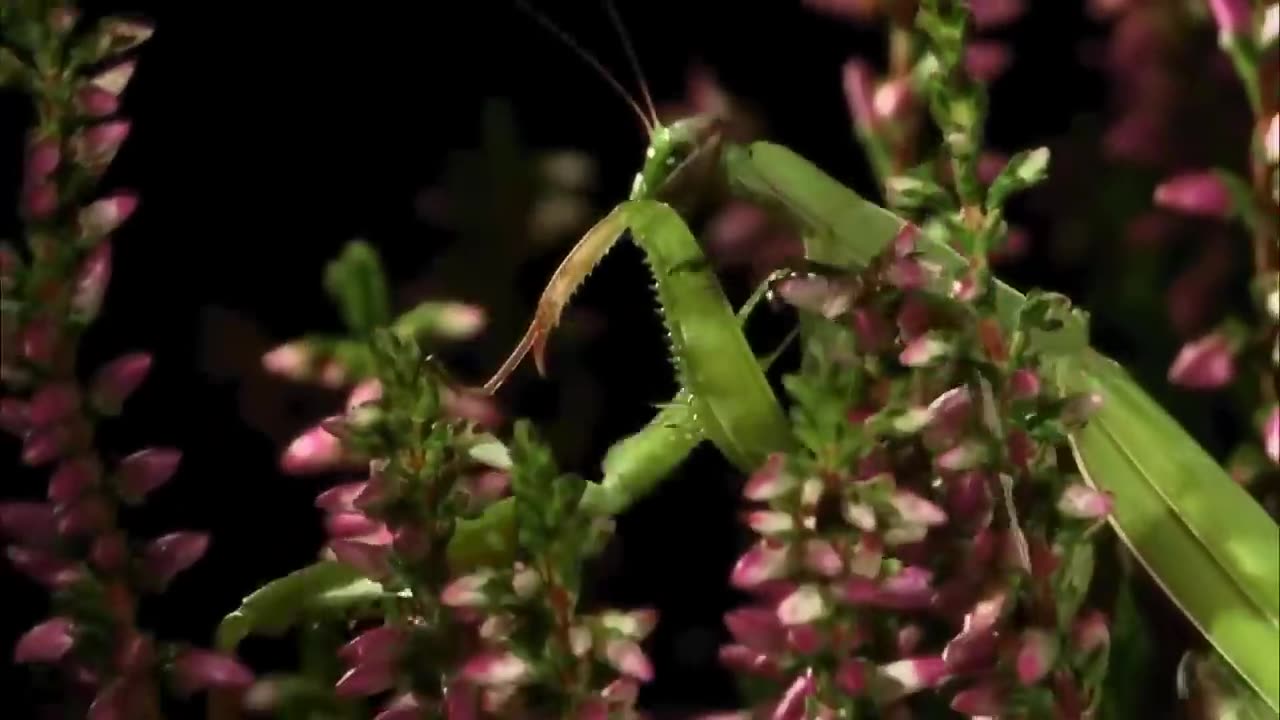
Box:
[624,199,793,471]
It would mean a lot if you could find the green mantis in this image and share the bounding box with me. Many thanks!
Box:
[458,11,1278,710]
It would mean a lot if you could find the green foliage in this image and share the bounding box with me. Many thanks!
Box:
[324,241,392,337]
[216,562,390,651]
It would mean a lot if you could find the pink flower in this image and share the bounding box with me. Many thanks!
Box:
[79,193,139,239]
[951,682,1007,715]
[1015,629,1059,685]
[116,447,181,501]
[1168,332,1236,389]
[603,638,653,681]
[27,138,61,181]
[1154,172,1233,218]
[75,120,131,170]
[72,243,113,322]
[29,383,81,427]
[442,571,494,607]
[142,531,209,589]
[843,59,878,135]
[965,42,1013,83]
[1072,610,1111,655]
[14,617,76,663]
[281,424,349,474]
[6,546,83,588]
[899,334,951,367]
[971,0,1024,29]
[743,453,794,500]
[335,660,397,697]
[23,182,58,219]
[730,540,791,589]
[329,539,391,579]
[48,456,102,503]
[877,656,949,701]
[1264,406,1279,463]
[725,607,786,653]
[0,502,59,546]
[172,649,254,693]
[1057,483,1113,519]
[1264,114,1279,164]
[1207,0,1252,37]
[461,651,533,686]
[90,352,152,415]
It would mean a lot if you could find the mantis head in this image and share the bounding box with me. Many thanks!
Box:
[634,115,724,204]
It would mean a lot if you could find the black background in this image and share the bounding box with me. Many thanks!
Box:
[2,1,1209,716]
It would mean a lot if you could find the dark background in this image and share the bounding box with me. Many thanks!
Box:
[2,1,1245,716]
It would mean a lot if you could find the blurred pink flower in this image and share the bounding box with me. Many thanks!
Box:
[1154,171,1233,218]
[1168,332,1236,389]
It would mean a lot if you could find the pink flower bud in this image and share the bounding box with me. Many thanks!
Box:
[937,440,987,471]
[116,447,181,501]
[22,424,71,466]
[96,18,155,56]
[376,692,426,720]
[442,571,494,607]
[14,616,76,664]
[1057,483,1113,519]
[774,673,816,720]
[873,78,913,122]
[890,490,948,526]
[896,295,932,340]
[843,567,934,610]
[965,42,1013,83]
[899,334,951,367]
[172,649,254,693]
[1009,368,1041,399]
[971,0,1024,28]
[877,656,949,700]
[1073,610,1111,655]
[345,378,383,412]
[80,193,139,239]
[886,257,928,290]
[461,651,533,686]
[91,532,129,573]
[1208,0,1252,37]
[843,59,878,134]
[730,540,791,589]
[29,383,81,427]
[1015,629,1059,685]
[142,531,209,589]
[23,182,58,219]
[851,307,892,351]
[1154,172,1232,218]
[802,538,843,576]
[77,86,120,117]
[75,121,131,170]
[1264,114,1279,165]
[59,448,104,500]
[950,682,1007,715]
[604,638,653,681]
[55,495,111,537]
[0,398,30,435]
[745,509,793,535]
[90,351,151,412]
[22,317,60,366]
[832,658,868,695]
[281,424,349,475]
[6,546,83,588]
[743,453,795,501]
[72,242,113,322]
[434,302,488,340]
[329,539,391,579]
[0,502,59,545]
[339,625,406,666]
[1263,406,1279,463]
[261,341,314,381]
[335,660,397,697]
[325,511,383,539]
[315,481,367,514]
[27,138,61,181]
[1168,332,1236,389]
[776,584,828,626]
[724,607,786,653]
[88,679,129,720]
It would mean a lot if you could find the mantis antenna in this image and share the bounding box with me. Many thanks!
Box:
[602,0,659,128]
[513,0,654,134]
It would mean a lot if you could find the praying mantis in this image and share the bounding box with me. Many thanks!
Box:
[452,3,1280,710]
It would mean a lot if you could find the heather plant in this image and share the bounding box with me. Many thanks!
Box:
[3,2,1279,720]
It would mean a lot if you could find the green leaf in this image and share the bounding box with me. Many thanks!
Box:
[216,561,390,651]
[987,147,1051,211]
[323,241,392,336]
[1216,169,1267,235]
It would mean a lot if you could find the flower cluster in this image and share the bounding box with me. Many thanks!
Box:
[1,6,251,717]
[1147,2,1279,503]
[718,223,1113,718]
[272,301,655,717]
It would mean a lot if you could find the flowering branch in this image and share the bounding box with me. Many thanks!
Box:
[1,5,251,718]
